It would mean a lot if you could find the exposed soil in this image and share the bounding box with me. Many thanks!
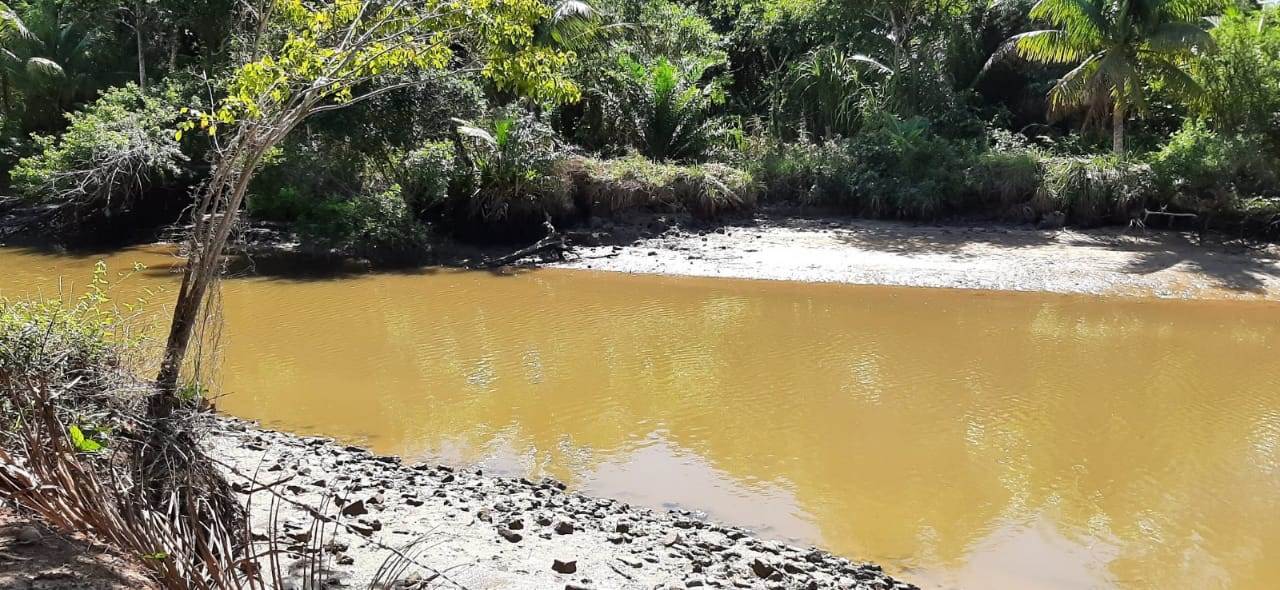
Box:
[0,505,157,590]
[211,418,917,590]
[555,212,1280,300]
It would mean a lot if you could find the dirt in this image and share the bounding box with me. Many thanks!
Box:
[555,213,1280,300]
[211,418,917,590]
[0,505,157,590]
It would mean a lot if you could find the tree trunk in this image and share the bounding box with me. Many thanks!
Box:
[152,135,270,415]
[1112,101,1125,155]
[134,3,146,92]
[1,71,10,117]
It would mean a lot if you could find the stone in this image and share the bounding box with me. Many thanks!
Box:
[750,558,776,579]
[341,500,368,517]
[498,528,522,543]
[551,559,577,574]
[553,520,575,535]
[506,518,524,530]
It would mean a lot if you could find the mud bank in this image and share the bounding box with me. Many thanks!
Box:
[212,418,917,590]
[555,215,1280,300]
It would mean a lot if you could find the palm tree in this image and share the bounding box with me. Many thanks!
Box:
[618,56,720,162]
[0,2,62,118]
[785,47,893,139]
[995,0,1219,153]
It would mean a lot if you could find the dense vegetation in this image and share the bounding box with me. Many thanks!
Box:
[2,0,1279,259]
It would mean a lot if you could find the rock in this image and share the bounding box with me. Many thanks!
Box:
[614,522,631,534]
[341,500,368,517]
[553,519,575,535]
[750,558,776,579]
[498,528,522,543]
[336,555,355,565]
[551,559,577,574]
[564,584,594,590]
[685,576,705,587]
[506,518,524,530]
[662,532,682,546]
[286,530,313,543]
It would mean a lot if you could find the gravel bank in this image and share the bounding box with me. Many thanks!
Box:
[212,418,917,590]
[555,214,1280,300]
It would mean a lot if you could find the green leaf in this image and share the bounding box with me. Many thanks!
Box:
[68,425,102,453]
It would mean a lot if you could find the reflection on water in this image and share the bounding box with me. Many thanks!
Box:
[3,245,1279,590]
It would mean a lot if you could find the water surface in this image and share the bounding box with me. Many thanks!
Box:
[3,245,1279,589]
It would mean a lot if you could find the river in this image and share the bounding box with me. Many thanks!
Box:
[2,244,1278,589]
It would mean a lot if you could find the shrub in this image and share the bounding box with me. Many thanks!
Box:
[1187,6,1280,140]
[968,150,1042,211]
[297,186,429,264]
[0,261,146,451]
[247,186,310,222]
[1034,156,1155,225]
[453,108,573,226]
[1150,122,1279,202]
[11,84,188,226]
[396,141,458,216]
[565,155,758,220]
[747,115,975,219]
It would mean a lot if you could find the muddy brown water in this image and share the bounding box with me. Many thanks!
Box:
[3,244,1279,590]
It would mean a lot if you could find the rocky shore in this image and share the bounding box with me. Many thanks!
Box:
[212,418,917,590]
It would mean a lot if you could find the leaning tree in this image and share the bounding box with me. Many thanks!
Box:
[150,0,580,418]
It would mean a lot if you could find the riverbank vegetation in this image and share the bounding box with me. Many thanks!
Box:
[0,0,1275,256]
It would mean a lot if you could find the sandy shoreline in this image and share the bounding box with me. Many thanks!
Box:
[554,215,1280,301]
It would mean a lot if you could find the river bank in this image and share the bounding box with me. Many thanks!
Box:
[554,213,1280,300]
[211,417,917,590]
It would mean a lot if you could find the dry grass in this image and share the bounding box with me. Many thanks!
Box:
[562,155,758,220]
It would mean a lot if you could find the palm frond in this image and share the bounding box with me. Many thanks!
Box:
[847,54,895,75]
[1014,30,1096,64]
[1147,56,1204,100]
[1150,0,1227,22]
[0,5,33,43]
[24,57,63,78]
[1144,21,1214,53]
[452,118,496,146]
[545,0,604,51]
[1029,0,1109,42]
[1048,53,1103,113]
